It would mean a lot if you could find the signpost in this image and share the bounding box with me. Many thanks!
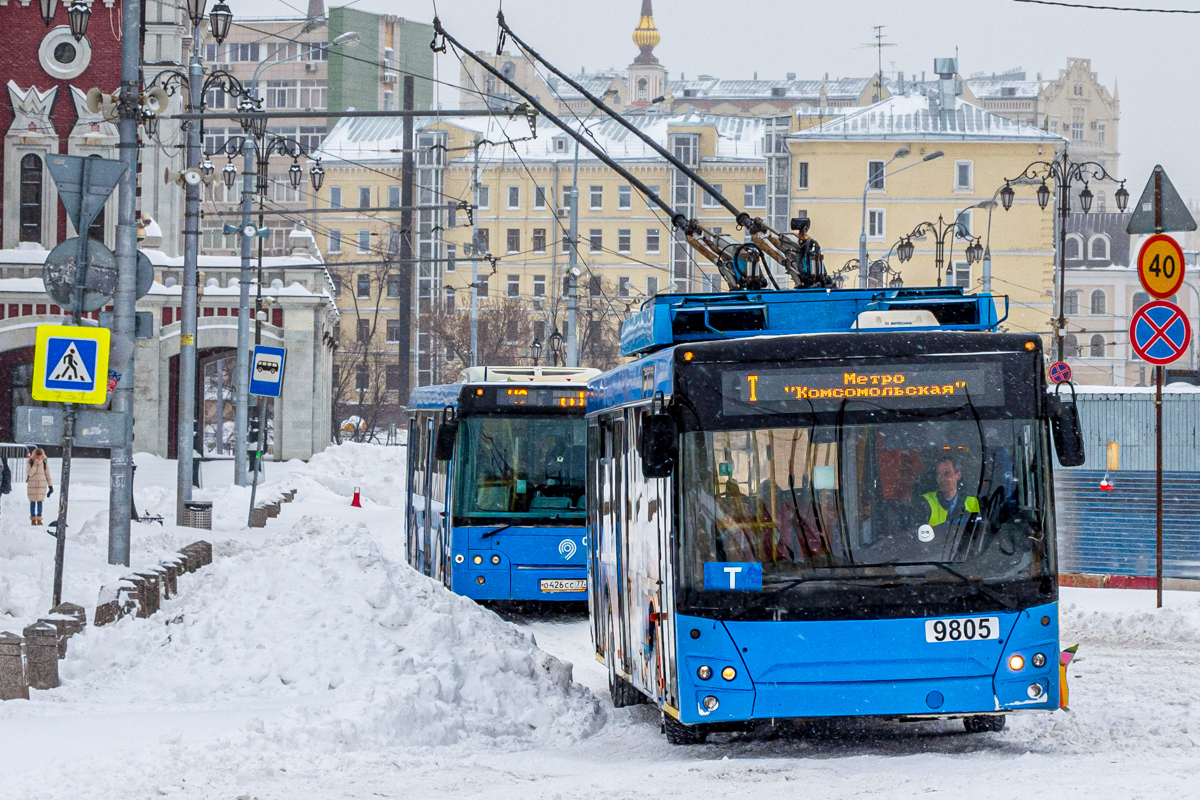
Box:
[247,345,286,526]
[1049,361,1072,384]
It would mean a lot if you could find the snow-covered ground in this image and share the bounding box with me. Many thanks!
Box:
[1,443,1198,799]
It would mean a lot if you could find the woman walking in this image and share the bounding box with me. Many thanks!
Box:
[26,448,53,526]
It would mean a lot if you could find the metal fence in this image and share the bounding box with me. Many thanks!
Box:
[1067,389,1200,471]
[0,445,29,483]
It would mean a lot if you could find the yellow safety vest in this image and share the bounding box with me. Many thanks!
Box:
[923,491,979,526]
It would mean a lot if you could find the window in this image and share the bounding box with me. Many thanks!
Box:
[706,273,723,293]
[1097,122,1106,145]
[955,161,973,192]
[357,274,371,298]
[589,229,602,253]
[507,186,520,209]
[617,229,631,253]
[1096,192,1107,213]
[386,319,400,343]
[553,138,568,153]
[506,228,520,254]
[356,318,370,343]
[1090,289,1107,315]
[476,228,489,255]
[562,186,574,209]
[388,186,400,208]
[534,186,547,210]
[328,230,342,253]
[702,184,723,208]
[644,185,659,209]
[589,275,602,297]
[1089,335,1107,358]
[19,154,42,243]
[445,286,456,311]
[229,43,261,62]
[647,276,658,296]
[1133,291,1150,312]
[329,187,342,208]
[265,80,297,109]
[358,187,371,208]
[533,320,546,343]
[618,185,632,210]
[947,262,971,289]
[356,365,369,392]
[744,184,766,207]
[797,161,809,190]
[637,77,648,101]
[1071,121,1084,141]
[1074,83,1084,96]
[590,186,603,210]
[532,229,546,253]
[1089,234,1110,261]
[507,274,520,298]
[387,274,401,298]
[1064,290,1080,316]
[1063,334,1080,358]
[298,126,324,152]
[956,210,973,236]
[646,228,660,254]
[1064,234,1083,260]
[477,185,490,210]
[386,365,401,392]
[532,275,546,298]
[357,230,370,254]
[446,244,456,272]
[867,160,885,191]
[299,81,326,110]
[867,209,885,239]
[618,276,631,298]
[477,277,489,298]
[562,231,573,253]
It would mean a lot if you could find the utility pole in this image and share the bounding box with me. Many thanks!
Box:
[107,0,143,566]
[470,136,480,366]
[233,135,254,486]
[176,18,203,524]
[566,140,581,367]
[398,75,415,399]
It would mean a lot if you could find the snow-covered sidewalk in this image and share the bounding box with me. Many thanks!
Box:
[1,443,1198,799]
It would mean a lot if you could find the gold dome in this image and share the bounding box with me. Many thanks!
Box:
[632,15,660,51]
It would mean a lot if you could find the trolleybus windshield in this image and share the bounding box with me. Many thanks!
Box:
[675,357,1055,621]
[452,415,587,524]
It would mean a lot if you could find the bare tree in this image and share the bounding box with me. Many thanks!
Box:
[427,297,535,381]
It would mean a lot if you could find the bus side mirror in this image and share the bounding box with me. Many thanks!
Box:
[1049,395,1085,467]
[435,418,459,462]
[641,413,677,479]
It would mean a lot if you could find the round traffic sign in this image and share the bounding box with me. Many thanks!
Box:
[1136,233,1186,300]
[1049,361,1072,384]
[1129,299,1191,365]
[42,236,118,313]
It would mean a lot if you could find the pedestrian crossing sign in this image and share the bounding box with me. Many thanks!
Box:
[32,325,110,404]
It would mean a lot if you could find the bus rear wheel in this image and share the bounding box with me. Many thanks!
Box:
[608,670,644,708]
[663,712,708,745]
[963,714,1007,733]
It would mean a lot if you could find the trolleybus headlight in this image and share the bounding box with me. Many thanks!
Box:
[454,554,464,564]
[1027,682,1044,699]
[696,665,712,680]
[491,555,501,565]
[1008,654,1025,671]
[473,555,483,565]
[702,695,719,711]
[721,666,737,681]
[1032,652,1046,668]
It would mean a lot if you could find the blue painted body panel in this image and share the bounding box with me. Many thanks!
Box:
[674,603,1059,724]
[450,525,589,602]
[408,382,465,411]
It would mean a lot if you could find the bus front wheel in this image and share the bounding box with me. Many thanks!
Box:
[963,715,1007,733]
[663,712,708,745]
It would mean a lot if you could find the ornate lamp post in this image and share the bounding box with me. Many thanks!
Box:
[1000,152,1129,361]
[895,213,983,287]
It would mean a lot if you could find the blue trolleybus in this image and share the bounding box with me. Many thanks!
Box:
[586,288,1085,743]
[406,366,599,602]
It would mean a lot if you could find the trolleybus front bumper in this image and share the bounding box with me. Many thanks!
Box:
[451,526,589,602]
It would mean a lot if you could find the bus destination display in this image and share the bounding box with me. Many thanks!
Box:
[721,365,1002,415]
[496,387,587,408]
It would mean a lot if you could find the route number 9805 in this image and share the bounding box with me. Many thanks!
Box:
[924,616,1000,642]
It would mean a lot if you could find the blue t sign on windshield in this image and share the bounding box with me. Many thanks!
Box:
[703,562,763,591]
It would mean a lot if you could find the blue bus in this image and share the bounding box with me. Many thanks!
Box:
[406,366,599,601]
[586,287,1084,743]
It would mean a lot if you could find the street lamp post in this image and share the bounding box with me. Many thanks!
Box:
[858,149,944,287]
[896,213,983,287]
[1000,151,1129,361]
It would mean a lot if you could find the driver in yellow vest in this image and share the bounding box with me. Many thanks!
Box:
[922,457,979,530]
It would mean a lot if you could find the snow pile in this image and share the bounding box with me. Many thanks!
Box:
[297,441,408,505]
[1060,600,1200,647]
[56,513,602,751]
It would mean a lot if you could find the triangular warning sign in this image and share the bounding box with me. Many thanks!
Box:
[1127,165,1197,235]
[49,342,93,384]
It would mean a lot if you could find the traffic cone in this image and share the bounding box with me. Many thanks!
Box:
[1099,472,1115,492]
[351,487,362,508]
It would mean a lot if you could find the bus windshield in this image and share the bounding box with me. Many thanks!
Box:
[453,415,586,523]
[677,417,1056,620]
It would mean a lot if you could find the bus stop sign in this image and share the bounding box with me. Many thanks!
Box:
[249,344,286,397]
[1129,300,1191,366]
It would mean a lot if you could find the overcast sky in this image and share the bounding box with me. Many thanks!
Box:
[239,0,1200,201]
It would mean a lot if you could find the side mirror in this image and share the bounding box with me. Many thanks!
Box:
[640,412,677,479]
[434,417,459,462]
[1049,393,1085,467]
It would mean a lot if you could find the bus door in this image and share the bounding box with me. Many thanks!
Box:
[422,414,436,576]
[405,416,419,568]
[587,419,607,660]
[611,415,633,676]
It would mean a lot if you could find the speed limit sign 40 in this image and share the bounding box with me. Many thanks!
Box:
[1137,233,1186,299]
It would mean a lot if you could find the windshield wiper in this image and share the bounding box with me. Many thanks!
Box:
[481,525,512,539]
[903,561,1017,611]
[726,575,872,620]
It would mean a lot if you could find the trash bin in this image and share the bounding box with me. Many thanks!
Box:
[181,500,212,530]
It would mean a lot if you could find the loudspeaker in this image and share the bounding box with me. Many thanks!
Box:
[142,86,170,115]
[164,167,203,187]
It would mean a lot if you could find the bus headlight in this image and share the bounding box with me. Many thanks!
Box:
[1027,682,1044,699]
[1032,652,1046,668]
[1008,654,1025,671]
[491,554,501,564]
[702,695,719,711]
[721,666,737,681]
[696,665,712,680]
[473,555,483,565]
